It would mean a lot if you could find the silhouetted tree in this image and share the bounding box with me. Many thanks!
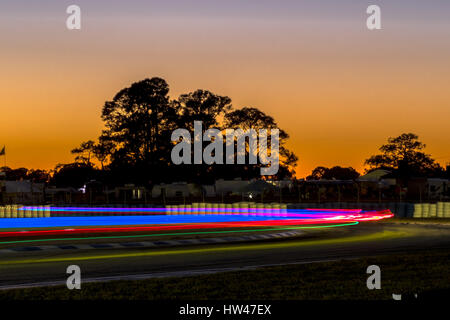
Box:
[99,77,179,183]
[224,107,298,178]
[365,133,442,177]
[27,169,51,183]
[73,77,299,185]
[178,90,232,131]
[51,163,98,188]
[93,137,115,170]
[0,167,50,183]
[306,166,328,180]
[306,166,360,180]
[172,90,234,183]
[72,139,114,170]
[0,167,28,181]
[71,140,96,166]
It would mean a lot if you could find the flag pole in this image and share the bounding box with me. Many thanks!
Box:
[1,146,5,169]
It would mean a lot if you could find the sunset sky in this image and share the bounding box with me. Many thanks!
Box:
[0,0,449,178]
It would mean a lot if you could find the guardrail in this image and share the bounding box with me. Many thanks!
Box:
[0,202,449,218]
[0,205,51,218]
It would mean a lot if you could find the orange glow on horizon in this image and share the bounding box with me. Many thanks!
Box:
[1,3,449,178]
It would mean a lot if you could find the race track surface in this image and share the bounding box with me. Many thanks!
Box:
[1,222,449,289]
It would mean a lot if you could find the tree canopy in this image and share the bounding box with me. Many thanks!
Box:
[306,166,360,181]
[365,133,443,177]
[224,107,298,177]
[70,77,298,185]
[0,167,50,183]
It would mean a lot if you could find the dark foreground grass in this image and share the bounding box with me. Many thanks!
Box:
[385,218,450,224]
[1,250,449,300]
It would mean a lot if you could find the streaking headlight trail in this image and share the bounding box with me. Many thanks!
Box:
[0,207,393,240]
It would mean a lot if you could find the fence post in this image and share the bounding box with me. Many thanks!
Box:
[419,187,422,203]
[356,183,360,204]
[337,185,341,204]
[378,185,381,203]
[279,187,282,204]
[298,187,301,203]
[317,185,320,204]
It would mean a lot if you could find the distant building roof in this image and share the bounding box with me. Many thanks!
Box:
[358,169,392,181]
[4,180,44,193]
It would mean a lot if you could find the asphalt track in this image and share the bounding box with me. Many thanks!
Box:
[0,222,449,289]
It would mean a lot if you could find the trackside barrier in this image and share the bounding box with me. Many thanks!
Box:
[0,205,34,218]
[445,202,450,218]
[437,202,444,218]
[413,204,423,218]
[113,201,450,218]
[0,202,449,218]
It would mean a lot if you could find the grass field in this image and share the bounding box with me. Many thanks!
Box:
[1,249,448,300]
[382,218,450,224]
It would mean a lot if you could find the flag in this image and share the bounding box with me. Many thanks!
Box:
[0,146,4,156]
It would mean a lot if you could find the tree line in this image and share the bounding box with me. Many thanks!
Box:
[70,77,298,186]
[1,78,448,188]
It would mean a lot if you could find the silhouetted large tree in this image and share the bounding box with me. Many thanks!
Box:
[71,77,299,185]
[0,167,50,183]
[365,133,442,177]
[71,140,96,166]
[51,163,98,188]
[101,77,178,165]
[224,107,298,178]
[98,77,180,183]
[306,166,360,180]
[178,90,232,131]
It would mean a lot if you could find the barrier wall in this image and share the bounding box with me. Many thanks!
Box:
[0,202,449,218]
[288,202,450,219]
